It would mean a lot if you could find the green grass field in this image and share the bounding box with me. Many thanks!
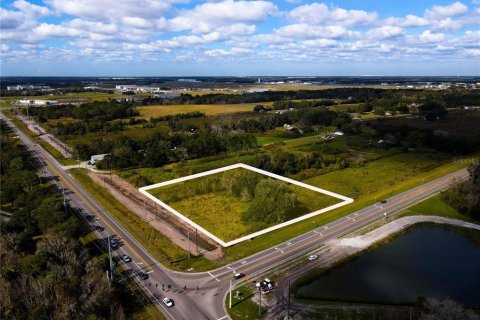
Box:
[226,285,266,320]
[304,152,449,198]
[399,194,467,221]
[147,168,340,242]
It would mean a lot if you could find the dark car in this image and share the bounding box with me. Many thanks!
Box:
[234,273,245,280]
[110,239,119,249]
[380,200,387,204]
[95,225,105,232]
[138,271,149,280]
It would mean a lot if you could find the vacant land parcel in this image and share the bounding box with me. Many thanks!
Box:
[140,164,352,246]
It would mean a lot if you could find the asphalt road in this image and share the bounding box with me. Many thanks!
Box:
[2,112,469,320]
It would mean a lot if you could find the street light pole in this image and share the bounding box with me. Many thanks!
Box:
[108,235,114,282]
[188,231,191,259]
[229,280,232,309]
[287,281,291,319]
[258,288,262,317]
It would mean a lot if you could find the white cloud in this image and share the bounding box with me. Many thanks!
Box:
[418,30,445,43]
[302,38,336,47]
[288,2,377,26]
[46,0,178,21]
[169,0,277,33]
[274,24,354,39]
[366,26,404,40]
[204,47,252,57]
[425,1,468,18]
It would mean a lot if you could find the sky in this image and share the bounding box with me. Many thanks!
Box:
[0,0,479,76]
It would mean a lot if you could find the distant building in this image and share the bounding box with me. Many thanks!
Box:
[115,85,161,93]
[16,99,58,106]
[7,85,51,91]
[247,88,270,93]
[89,154,108,165]
[178,79,200,83]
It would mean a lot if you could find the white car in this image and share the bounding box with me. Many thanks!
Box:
[308,255,318,261]
[162,297,174,307]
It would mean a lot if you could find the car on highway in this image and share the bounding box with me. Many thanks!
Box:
[121,255,131,263]
[110,239,118,249]
[234,273,245,280]
[162,297,174,307]
[380,200,387,204]
[138,271,149,280]
[95,225,105,232]
[308,255,318,261]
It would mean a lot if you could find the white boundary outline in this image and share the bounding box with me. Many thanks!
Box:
[139,163,353,247]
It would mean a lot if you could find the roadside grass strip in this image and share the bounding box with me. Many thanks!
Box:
[139,163,353,247]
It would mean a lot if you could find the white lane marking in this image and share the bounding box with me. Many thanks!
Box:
[217,315,228,320]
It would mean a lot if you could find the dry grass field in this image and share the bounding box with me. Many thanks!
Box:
[137,102,274,118]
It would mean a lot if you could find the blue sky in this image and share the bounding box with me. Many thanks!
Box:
[1,0,479,76]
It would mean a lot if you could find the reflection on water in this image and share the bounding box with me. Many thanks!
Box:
[296,225,480,306]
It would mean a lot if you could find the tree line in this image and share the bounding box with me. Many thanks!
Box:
[26,101,139,122]
[140,87,480,107]
[441,163,480,220]
[0,120,125,319]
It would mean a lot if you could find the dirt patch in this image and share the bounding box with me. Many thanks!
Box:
[88,171,223,261]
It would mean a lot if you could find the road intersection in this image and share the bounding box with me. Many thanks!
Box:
[1,112,469,320]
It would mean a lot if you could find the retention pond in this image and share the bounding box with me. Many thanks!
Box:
[295,225,480,306]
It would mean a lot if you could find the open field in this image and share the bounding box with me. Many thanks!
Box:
[399,194,467,221]
[304,152,450,198]
[146,167,341,242]
[137,103,273,118]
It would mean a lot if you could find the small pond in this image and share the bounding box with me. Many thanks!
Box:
[296,225,480,306]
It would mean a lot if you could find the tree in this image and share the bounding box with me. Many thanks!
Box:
[243,179,297,223]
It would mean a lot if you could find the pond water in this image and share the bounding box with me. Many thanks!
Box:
[296,225,480,306]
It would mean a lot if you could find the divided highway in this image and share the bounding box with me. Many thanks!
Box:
[1,112,469,320]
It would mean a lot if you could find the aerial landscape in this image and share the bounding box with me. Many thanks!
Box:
[0,0,479,320]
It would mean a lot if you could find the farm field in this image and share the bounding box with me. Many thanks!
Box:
[146,167,341,242]
[137,102,273,118]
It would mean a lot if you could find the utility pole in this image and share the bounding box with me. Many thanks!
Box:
[188,231,191,259]
[229,280,232,309]
[287,281,291,319]
[108,235,114,282]
[195,228,198,254]
[258,288,262,317]
[61,183,67,216]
